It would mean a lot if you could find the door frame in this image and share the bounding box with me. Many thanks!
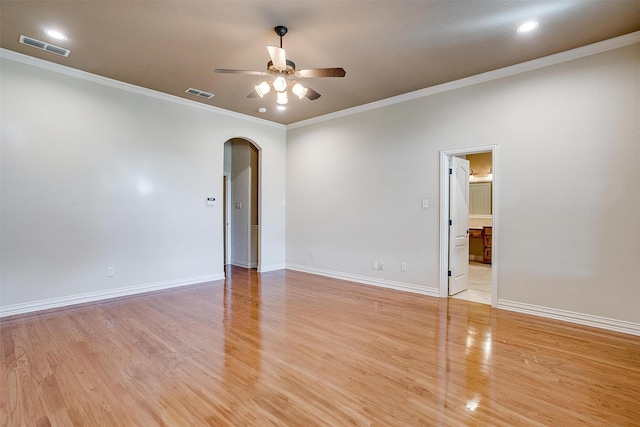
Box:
[223,172,230,266]
[223,138,261,271]
[439,145,498,306]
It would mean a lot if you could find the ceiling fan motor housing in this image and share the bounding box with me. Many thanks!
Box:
[274,26,288,37]
[267,59,296,74]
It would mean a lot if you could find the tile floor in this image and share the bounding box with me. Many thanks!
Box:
[451,261,492,304]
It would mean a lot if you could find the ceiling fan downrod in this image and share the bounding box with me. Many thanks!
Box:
[274,26,288,48]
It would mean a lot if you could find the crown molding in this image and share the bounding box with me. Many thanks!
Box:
[0,48,286,130]
[3,30,638,133]
[288,30,640,130]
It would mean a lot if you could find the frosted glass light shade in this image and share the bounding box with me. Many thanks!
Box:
[273,76,287,92]
[255,81,270,97]
[276,90,288,105]
[292,83,307,99]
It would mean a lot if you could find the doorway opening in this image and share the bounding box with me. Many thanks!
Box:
[223,138,260,270]
[439,146,498,306]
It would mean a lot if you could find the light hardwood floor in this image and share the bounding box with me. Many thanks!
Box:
[2,266,639,426]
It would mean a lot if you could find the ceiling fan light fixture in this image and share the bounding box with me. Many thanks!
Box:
[276,90,288,105]
[214,26,346,109]
[273,76,287,92]
[255,81,270,97]
[292,83,307,99]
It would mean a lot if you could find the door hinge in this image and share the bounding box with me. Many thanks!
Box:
[448,219,452,226]
[448,270,452,277]
[449,168,453,175]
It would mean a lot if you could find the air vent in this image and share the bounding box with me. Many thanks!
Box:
[185,88,214,99]
[19,35,71,57]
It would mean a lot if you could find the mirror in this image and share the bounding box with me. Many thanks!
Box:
[469,181,492,215]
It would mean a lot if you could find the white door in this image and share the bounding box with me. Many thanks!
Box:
[448,156,470,295]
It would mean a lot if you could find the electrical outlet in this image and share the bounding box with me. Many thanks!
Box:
[372,261,379,270]
[401,262,407,271]
[106,267,114,277]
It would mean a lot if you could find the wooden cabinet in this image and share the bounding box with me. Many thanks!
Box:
[469,228,483,239]
[482,226,492,264]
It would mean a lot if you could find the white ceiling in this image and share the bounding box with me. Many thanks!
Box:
[1,1,639,125]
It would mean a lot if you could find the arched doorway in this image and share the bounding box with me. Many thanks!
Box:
[223,138,259,269]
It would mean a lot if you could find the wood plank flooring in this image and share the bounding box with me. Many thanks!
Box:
[1,266,639,426]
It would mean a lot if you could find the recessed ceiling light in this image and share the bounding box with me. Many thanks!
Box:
[258,107,267,113]
[44,29,67,40]
[277,105,286,111]
[517,21,539,33]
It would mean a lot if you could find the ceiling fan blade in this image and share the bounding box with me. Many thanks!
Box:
[304,87,321,100]
[213,68,269,76]
[267,46,287,71]
[296,68,346,78]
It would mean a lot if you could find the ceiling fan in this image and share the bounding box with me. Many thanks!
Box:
[213,26,346,105]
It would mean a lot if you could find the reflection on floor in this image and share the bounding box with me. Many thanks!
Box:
[451,261,492,304]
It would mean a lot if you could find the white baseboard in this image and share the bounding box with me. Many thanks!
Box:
[0,274,225,318]
[230,260,257,269]
[287,265,639,337]
[258,263,286,273]
[286,264,440,297]
[227,261,284,272]
[498,299,640,337]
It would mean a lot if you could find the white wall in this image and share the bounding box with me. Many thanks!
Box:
[0,52,286,314]
[286,42,640,328]
[2,39,638,333]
